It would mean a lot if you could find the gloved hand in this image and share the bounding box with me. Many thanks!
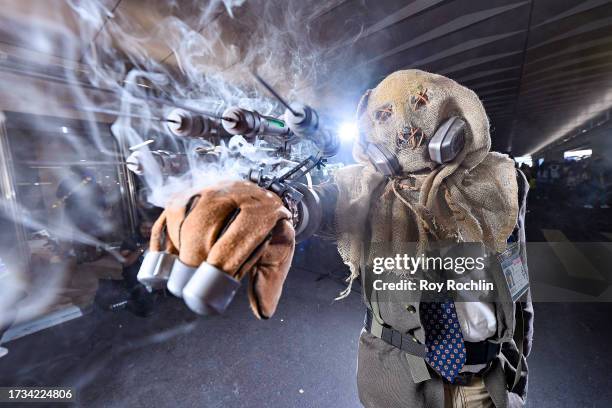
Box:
[147,180,295,319]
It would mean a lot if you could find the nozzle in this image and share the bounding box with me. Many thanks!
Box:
[126,150,190,177]
[126,150,145,175]
[166,108,231,140]
[283,103,339,158]
[221,107,291,140]
[283,103,318,138]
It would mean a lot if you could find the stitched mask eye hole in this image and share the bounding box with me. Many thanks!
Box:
[374,104,393,123]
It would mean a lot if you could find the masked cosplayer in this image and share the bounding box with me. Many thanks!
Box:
[139,70,533,408]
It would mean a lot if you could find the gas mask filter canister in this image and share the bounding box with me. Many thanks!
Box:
[363,116,466,177]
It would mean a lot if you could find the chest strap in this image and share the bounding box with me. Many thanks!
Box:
[364,310,500,365]
[364,309,428,358]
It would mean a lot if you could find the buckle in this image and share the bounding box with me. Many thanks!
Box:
[363,310,428,358]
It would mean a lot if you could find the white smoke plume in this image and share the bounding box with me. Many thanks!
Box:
[0,0,370,339]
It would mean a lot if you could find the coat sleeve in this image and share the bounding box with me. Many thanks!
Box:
[505,168,534,405]
[312,182,339,239]
[502,289,533,407]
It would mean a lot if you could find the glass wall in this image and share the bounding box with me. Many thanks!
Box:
[5,112,134,244]
[0,111,136,328]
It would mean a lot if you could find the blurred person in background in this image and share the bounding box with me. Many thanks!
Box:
[547,161,562,205]
[55,166,109,262]
[586,154,609,209]
[535,162,550,200]
[94,219,155,317]
[564,161,579,207]
[135,186,163,225]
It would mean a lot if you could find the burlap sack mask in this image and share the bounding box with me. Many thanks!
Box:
[334,70,518,297]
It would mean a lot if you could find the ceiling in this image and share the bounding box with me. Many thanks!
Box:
[306,0,612,155]
[0,0,611,156]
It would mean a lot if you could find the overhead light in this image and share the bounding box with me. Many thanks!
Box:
[338,122,359,141]
[61,126,68,134]
[564,149,592,159]
[514,156,532,167]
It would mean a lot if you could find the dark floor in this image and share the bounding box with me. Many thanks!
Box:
[0,251,365,408]
[1,201,612,407]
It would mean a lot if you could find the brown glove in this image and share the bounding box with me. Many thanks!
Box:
[149,180,295,319]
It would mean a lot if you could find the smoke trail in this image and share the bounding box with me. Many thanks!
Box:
[0,0,374,354]
[62,0,369,209]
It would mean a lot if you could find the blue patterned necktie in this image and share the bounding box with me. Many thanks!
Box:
[420,300,467,383]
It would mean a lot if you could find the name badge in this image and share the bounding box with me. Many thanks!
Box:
[497,242,529,302]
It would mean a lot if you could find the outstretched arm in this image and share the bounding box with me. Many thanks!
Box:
[139,180,295,319]
[293,182,339,242]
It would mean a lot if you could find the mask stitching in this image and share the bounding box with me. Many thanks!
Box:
[411,88,429,110]
[397,125,426,149]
